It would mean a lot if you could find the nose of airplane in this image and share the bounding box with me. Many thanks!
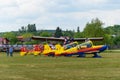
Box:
[99,45,108,52]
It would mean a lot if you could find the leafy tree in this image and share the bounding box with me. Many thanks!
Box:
[113,36,120,46]
[18,24,37,34]
[74,26,84,38]
[74,32,84,38]
[103,34,114,46]
[40,31,52,37]
[21,33,35,45]
[104,25,120,36]
[104,26,114,35]
[83,18,105,37]
[19,26,27,33]
[54,27,63,38]
[82,18,106,44]
[77,26,80,33]
[22,33,33,39]
[104,25,120,47]
[27,24,36,32]
[2,32,17,44]
[63,30,74,37]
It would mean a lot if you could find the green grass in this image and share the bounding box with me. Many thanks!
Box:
[0,52,120,80]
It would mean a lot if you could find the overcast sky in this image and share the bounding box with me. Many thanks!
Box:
[0,0,120,32]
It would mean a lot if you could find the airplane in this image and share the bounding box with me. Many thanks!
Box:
[62,43,108,58]
[30,36,107,58]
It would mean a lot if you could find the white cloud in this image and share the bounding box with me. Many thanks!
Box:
[72,0,108,7]
[0,0,17,7]
[16,0,46,13]
[69,9,120,28]
[77,0,108,4]
[0,0,120,32]
[32,9,120,31]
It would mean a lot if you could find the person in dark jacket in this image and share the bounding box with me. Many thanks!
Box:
[6,46,9,56]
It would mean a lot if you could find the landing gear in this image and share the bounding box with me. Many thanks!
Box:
[77,52,86,58]
[93,53,102,58]
[48,53,55,57]
[77,52,102,58]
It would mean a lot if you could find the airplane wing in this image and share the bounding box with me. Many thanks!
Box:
[32,36,103,42]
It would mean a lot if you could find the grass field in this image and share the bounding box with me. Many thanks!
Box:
[0,51,120,80]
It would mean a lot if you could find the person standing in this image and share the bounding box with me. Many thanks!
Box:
[6,46,9,56]
[9,45,14,57]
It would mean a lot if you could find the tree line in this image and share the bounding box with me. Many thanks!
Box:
[0,18,120,49]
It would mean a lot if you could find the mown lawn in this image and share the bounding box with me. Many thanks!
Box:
[0,52,120,80]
